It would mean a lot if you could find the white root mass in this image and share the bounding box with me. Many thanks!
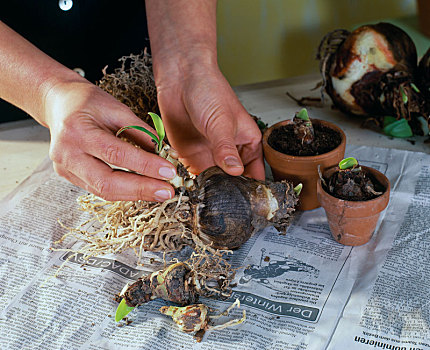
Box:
[56,193,194,265]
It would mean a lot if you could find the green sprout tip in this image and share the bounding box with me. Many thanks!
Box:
[296,108,310,121]
[116,113,165,153]
[294,183,303,196]
[410,82,420,93]
[339,157,358,170]
[400,86,408,104]
[115,298,135,322]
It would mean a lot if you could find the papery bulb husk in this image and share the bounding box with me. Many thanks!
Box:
[319,22,428,128]
[159,304,209,333]
[292,116,315,144]
[123,262,198,307]
[192,166,299,250]
[123,277,153,307]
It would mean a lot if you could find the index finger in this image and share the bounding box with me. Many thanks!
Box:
[82,128,177,181]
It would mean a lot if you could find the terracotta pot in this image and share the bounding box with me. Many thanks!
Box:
[262,119,346,211]
[317,165,390,246]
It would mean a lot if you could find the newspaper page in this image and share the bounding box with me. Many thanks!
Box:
[0,144,428,350]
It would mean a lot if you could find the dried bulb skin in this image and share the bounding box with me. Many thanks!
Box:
[292,115,314,144]
[123,278,153,307]
[193,167,298,250]
[318,22,428,126]
[266,181,299,230]
[160,304,209,333]
[122,263,199,307]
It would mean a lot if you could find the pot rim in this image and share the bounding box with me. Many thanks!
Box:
[317,165,391,216]
[262,118,346,162]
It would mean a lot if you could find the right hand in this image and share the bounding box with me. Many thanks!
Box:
[43,80,177,202]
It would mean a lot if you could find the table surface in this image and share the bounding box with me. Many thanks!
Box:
[1,74,428,200]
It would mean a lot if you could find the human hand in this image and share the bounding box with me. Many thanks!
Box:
[43,80,177,201]
[156,64,265,180]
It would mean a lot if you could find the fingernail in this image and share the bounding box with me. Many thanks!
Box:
[154,189,172,202]
[223,156,242,168]
[159,166,176,179]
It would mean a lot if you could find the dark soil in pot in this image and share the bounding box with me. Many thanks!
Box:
[267,121,342,156]
[322,164,385,201]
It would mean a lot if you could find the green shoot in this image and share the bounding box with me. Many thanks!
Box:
[410,82,420,93]
[148,112,165,151]
[296,108,310,121]
[115,298,135,322]
[339,157,358,170]
[116,112,166,153]
[294,183,303,196]
[400,86,408,104]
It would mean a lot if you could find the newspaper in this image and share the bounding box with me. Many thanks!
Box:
[0,144,429,350]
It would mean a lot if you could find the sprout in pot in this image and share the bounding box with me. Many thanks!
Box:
[317,22,430,138]
[267,108,342,156]
[317,157,390,246]
[262,108,345,211]
[321,157,383,201]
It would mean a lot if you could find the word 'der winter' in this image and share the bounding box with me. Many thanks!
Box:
[228,291,319,321]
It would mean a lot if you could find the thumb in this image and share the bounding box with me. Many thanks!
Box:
[206,117,244,176]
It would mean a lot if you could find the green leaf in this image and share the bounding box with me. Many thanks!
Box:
[383,116,397,128]
[383,118,413,138]
[400,86,408,104]
[115,298,135,322]
[148,112,165,153]
[296,108,310,121]
[116,125,159,146]
[339,157,358,170]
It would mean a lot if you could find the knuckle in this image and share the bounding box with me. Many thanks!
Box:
[135,185,150,201]
[49,146,63,164]
[214,138,236,153]
[137,158,150,176]
[92,178,112,198]
[103,144,125,165]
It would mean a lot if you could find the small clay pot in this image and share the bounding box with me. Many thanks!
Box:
[317,165,390,246]
[262,119,346,211]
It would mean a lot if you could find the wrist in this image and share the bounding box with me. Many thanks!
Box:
[152,46,218,87]
[145,0,218,86]
[41,75,91,129]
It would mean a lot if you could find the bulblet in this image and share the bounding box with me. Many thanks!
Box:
[123,262,199,307]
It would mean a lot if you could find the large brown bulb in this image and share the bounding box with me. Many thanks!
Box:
[192,167,298,250]
[318,22,429,131]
